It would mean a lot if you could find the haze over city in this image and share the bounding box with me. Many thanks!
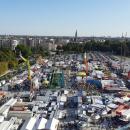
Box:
[0,0,130,37]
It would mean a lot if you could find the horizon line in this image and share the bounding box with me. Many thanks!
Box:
[0,33,129,38]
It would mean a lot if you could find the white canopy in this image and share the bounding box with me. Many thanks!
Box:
[45,118,59,130]
[60,96,67,102]
[37,118,47,130]
[122,96,130,102]
[64,90,69,95]
[0,116,4,123]
[114,97,124,103]
[26,117,37,130]
[122,109,130,117]
[107,103,118,109]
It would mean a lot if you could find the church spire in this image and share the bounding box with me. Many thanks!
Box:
[74,30,77,42]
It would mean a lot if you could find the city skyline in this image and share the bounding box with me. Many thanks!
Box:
[0,0,130,37]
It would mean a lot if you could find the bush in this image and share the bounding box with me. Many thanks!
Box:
[0,62,8,76]
[8,60,18,70]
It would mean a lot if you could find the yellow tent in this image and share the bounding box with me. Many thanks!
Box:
[77,72,86,77]
[43,80,49,85]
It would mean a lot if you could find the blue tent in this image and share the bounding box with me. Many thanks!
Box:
[86,79,102,89]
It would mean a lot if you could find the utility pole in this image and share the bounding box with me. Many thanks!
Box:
[120,32,127,73]
[120,33,123,72]
[123,32,127,57]
[123,32,127,72]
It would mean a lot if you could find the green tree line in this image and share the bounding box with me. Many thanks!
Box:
[31,46,49,57]
[61,39,130,56]
[0,49,18,75]
[0,44,49,76]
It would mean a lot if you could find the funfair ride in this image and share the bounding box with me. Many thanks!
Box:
[19,53,34,98]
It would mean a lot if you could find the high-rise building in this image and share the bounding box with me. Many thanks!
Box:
[26,37,31,47]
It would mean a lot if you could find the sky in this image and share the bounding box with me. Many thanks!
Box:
[0,0,130,37]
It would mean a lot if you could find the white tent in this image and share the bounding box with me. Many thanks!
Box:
[26,117,37,130]
[101,80,114,88]
[95,114,100,120]
[0,116,4,123]
[107,103,118,109]
[76,76,82,82]
[114,97,124,103]
[1,80,5,85]
[121,109,130,121]
[35,64,41,69]
[111,73,117,78]
[60,96,67,102]
[37,118,47,130]
[14,79,23,84]
[59,61,64,65]
[45,118,59,130]
[32,77,39,89]
[94,98,103,105]
[86,76,93,80]
[92,71,96,77]
[122,96,130,102]
[96,71,104,79]
[58,111,65,119]
[64,90,69,95]
[44,59,48,63]
[30,70,34,76]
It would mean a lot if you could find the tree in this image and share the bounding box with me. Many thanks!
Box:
[62,39,130,57]
[56,45,62,50]
[0,62,8,76]
[16,44,32,58]
[31,46,49,57]
[8,60,18,70]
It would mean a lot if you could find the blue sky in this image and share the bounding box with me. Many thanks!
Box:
[0,0,130,36]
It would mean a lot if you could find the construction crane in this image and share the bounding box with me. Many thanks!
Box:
[19,53,33,95]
